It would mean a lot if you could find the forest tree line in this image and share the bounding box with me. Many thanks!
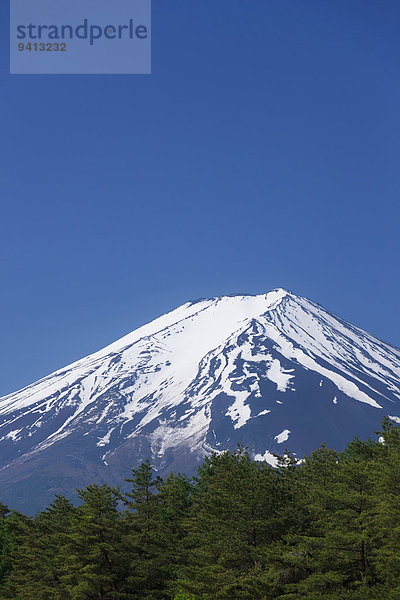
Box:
[0,418,399,599]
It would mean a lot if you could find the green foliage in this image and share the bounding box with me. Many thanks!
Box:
[4,496,74,599]
[1,420,400,600]
[177,446,282,599]
[63,484,127,599]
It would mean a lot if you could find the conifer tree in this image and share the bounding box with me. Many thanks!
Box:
[0,504,16,594]
[63,484,127,600]
[123,460,169,599]
[158,471,194,593]
[274,439,381,599]
[370,417,400,597]
[4,497,74,600]
[179,447,282,600]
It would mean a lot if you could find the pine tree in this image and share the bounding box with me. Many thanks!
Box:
[4,497,74,600]
[178,446,282,600]
[0,503,16,594]
[274,439,381,599]
[158,471,194,594]
[63,484,127,600]
[369,417,400,598]
[123,460,169,599]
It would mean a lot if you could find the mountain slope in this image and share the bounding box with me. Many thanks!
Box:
[1,289,400,512]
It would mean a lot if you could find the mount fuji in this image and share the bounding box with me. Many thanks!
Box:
[1,289,400,512]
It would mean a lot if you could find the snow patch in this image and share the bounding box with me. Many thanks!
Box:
[274,429,291,444]
[267,360,294,392]
[254,449,279,467]
[6,430,22,442]
[389,415,400,424]
[226,392,252,429]
[257,409,271,417]
[97,428,115,447]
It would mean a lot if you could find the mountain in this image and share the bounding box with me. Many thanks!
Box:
[1,289,400,512]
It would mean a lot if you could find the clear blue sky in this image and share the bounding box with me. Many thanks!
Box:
[1,0,399,396]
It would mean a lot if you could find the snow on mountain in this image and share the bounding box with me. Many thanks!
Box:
[1,288,400,512]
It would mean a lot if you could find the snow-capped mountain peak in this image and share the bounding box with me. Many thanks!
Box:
[0,289,399,512]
